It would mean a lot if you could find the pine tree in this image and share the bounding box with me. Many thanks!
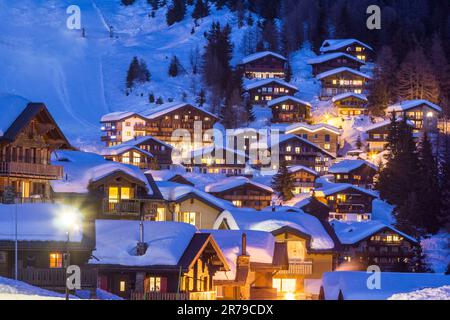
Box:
[192,0,209,20]
[166,0,186,26]
[122,0,136,5]
[430,34,450,116]
[285,60,292,82]
[138,59,151,83]
[156,97,164,104]
[408,245,431,273]
[356,134,362,150]
[335,3,351,38]
[126,57,140,89]
[149,92,155,103]
[168,55,181,77]
[196,89,206,106]
[395,47,441,103]
[272,161,294,201]
[245,99,255,124]
[439,134,450,230]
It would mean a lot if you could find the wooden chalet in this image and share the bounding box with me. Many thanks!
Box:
[92,221,229,300]
[332,221,418,272]
[386,100,442,132]
[205,177,273,211]
[268,96,312,124]
[316,67,372,99]
[214,209,341,300]
[237,51,287,80]
[100,103,218,147]
[308,52,365,77]
[244,79,298,104]
[101,136,173,170]
[332,93,368,117]
[288,165,318,195]
[314,179,377,222]
[320,39,374,62]
[286,123,340,156]
[364,118,415,153]
[0,96,72,203]
[51,150,165,221]
[0,204,96,293]
[328,160,377,188]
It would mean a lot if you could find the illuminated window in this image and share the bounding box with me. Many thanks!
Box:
[148,277,161,292]
[125,122,131,126]
[180,212,197,226]
[273,278,296,293]
[156,208,165,221]
[287,241,306,260]
[255,96,259,101]
[119,281,126,292]
[122,152,130,164]
[295,147,300,154]
[133,153,141,165]
[286,146,292,152]
[174,115,179,120]
[285,156,292,161]
[49,253,63,268]
[121,187,131,200]
[324,143,331,150]
[426,112,433,118]
[332,80,337,85]
[356,47,362,52]
[109,187,119,203]
[232,200,242,207]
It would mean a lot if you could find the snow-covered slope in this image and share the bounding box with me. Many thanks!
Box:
[0,276,68,300]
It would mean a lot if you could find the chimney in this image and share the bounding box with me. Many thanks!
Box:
[241,233,247,256]
[136,220,148,256]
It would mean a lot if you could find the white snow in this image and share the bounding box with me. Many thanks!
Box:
[288,165,319,176]
[421,233,450,273]
[328,159,377,174]
[0,203,83,242]
[320,39,373,53]
[331,92,367,103]
[239,51,286,65]
[0,276,71,300]
[314,177,378,198]
[388,285,450,300]
[307,52,364,65]
[204,230,275,281]
[316,67,372,80]
[214,209,336,250]
[243,78,298,91]
[321,271,450,300]
[205,176,273,194]
[266,96,312,108]
[90,220,197,266]
[51,150,153,194]
[101,111,138,122]
[387,100,442,113]
[285,122,341,135]
[141,102,217,119]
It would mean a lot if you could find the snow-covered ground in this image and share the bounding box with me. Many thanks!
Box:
[0,276,69,300]
[388,285,450,300]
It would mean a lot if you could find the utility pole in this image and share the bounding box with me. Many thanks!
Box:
[65,230,71,300]
[14,201,18,280]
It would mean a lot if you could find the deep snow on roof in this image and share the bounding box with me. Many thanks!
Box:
[363,118,415,132]
[266,95,312,108]
[321,271,449,300]
[331,92,368,103]
[387,100,442,113]
[243,78,298,91]
[205,176,273,194]
[276,134,336,158]
[239,51,286,64]
[204,229,275,281]
[307,52,365,65]
[145,168,186,182]
[288,165,319,176]
[331,220,417,245]
[314,176,378,198]
[285,122,341,135]
[141,102,217,119]
[100,111,138,122]
[316,67,372,80]
[51,150,153,194]
[0,204,83,242]
[320,39,373,52]
[156,181,235,210]
[0,94,30,137]
[214,209,335,250]
[328,159,377,174]
[90,220,197,267]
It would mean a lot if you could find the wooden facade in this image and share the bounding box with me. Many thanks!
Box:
[269,97,311,124]
[320,39,374,62]
[101,104,218,147]
[332,93,368,117]
[288,166,318,195]
[244,80,298,104]
[0,103,71,202]
[238,52,287,80]
[308,53,365,77]
[317,68,371,99]
[387,101,442,132]
[208,183,273,211]
[286,125,340,157]
[364,119,415,153]
[329,161,377,188]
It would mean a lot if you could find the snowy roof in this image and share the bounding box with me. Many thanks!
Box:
[387,100,442,113]
[328,159,377,174]
[156,181,236,211]
[307,52,365,65]
[213,209,336,250]
[0,204,83,242]
[141,102,217,119]
[100,135,172,156]
[331,220,417,245]
[314,177,378,198]
[261,205,304,213]
[285,122,341,135]
[90,220,198,267]
[145,169,186,182]
[275,134,336,159]
[0,94,31,137]
[243,79,298,91]
[51,150,153,194]
[205,176,273,193]
[316,67,372,80]
[363,118,415,132]
[100,111,139,122]
[321,271,449,300]
[288,165,319,176]
[190,145,248,160]
[331,92,368,103]
[320,39,373,53]
[266,96,312,108]
[239,51,286,65]
[100,145,154,158]
[204,230,275,281]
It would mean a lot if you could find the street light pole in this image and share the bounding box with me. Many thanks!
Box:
[65,229,70,301]
[14,202,18,280]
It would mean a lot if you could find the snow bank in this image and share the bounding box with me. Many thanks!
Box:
[205,176,273,193]
[328,159,377,174]
[388,285,450,300]
[0,276,69,300]
[0,203,83,242]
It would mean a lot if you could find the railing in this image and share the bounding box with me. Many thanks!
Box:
[0,197,54,204]
[278,260,313,276]
[102,199,141,216]
[130,291,216,301]
[222,195,272,201]
[0,162,63,179]
[18,268,97,289]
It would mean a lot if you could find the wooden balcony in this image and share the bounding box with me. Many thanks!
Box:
[18,268,97,290]
[222,195,272,201]
[0,162,63,180]
[130,291,216,301]
[102,199,141,217]
[277,260,313,276]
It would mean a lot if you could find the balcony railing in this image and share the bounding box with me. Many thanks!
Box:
[102,199,141,217]
[130,291,216,301]
[0,162,63,179]
[277,259,313,276]
[18,268,97,289]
